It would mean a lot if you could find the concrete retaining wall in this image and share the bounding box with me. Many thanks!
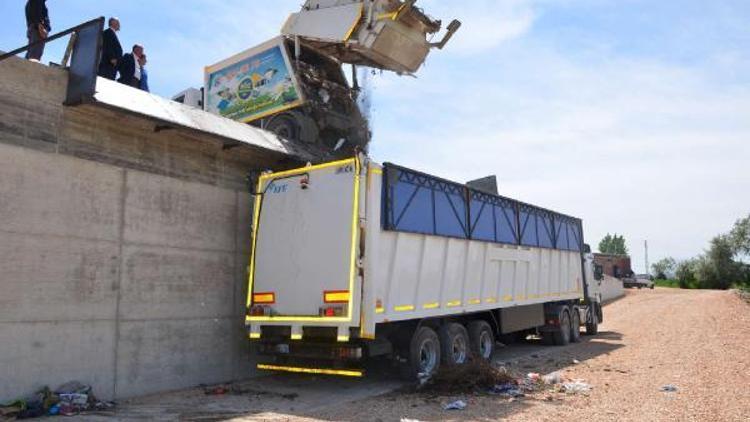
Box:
[0,57,295,401]
[600,275,625,303]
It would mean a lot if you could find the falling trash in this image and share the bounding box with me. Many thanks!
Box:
[562,380,592,394]
[444,400,467,410]
[660,384,679,392]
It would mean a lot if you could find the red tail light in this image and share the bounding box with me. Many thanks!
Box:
[320,305,345,317]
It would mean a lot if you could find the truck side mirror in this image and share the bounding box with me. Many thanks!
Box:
[594,264,604,281]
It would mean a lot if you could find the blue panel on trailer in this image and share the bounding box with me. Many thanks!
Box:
[382,163,584,252]
[537,211,554,248]
[495,201,518,244]
[392,182,434,234]
[469,197,494,242]
[435,190,467,238]
[520,208,538,247]
[555,219,571,250]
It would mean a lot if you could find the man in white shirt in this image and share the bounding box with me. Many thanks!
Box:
[117,44,144,88]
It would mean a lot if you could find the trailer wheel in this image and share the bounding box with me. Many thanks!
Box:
[438,323,470,366]
[553,309,571,346]
[585,306,599,336]
[408,326,441,379]
[570,308,582,343]
[467,320,495,361]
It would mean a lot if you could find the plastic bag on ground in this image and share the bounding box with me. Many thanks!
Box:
[444,400,467,410]
[490,382,525,397]
[542,371,563,385]
[562,380,592,394]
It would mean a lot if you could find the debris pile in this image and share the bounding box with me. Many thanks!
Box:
[419,359,595,399]
[420,358,515,394]
[0,381,113,420]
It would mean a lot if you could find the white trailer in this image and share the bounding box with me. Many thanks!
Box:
[246,155,604,377]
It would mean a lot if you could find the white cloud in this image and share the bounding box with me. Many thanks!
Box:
[368,37,750,268]
[418,0,537,54]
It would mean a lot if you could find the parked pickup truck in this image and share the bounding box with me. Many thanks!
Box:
[245,155,605,378]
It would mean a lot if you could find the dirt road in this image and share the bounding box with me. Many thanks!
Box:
[95,289,749,421]
[314,289,750,422]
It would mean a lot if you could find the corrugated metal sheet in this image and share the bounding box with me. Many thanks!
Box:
[92,77,320,160]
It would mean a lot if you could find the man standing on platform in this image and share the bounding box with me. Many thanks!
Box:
[98,17,122,80]
[24,0,51,62]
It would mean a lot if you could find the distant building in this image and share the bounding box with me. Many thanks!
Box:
[593,253,634,279]
[172,87,203,109]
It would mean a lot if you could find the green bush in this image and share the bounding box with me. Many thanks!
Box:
[676,260,697,289]
[654,279,680,288]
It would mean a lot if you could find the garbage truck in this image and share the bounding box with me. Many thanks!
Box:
[246,155,605,378]
[196,0,461,153]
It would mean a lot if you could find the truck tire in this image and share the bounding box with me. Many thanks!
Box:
[266,112,319,145]
[552,309,571,346]
[467,320,494,361]
[438,323,470,366]
[266,113,299,141]
[570,307,582,343]
[585,306,599,336]
[408,326,441,379]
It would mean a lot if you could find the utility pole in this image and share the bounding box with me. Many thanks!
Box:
[644,240,649,275]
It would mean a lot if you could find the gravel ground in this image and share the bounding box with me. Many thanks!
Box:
[76,288,749,421]
[311,288,750,422]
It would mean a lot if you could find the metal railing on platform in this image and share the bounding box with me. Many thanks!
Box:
[0,17,105,105]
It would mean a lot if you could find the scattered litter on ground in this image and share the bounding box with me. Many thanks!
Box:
[417,372,432,388]
[443,400,467,410]
[210,383,299,401]
[203,385,229,395]
[0,380,113,420]
[573,359,581,364]
[400,418,421,422]
[542,371,563,385]
[489,383,525,398]
[420,359,515,393]
[660,384,679,392]
[562,380,592,394]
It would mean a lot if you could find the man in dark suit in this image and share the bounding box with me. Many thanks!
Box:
[98,17,122,80]
[118,44,144,88]
[25,0,51,61]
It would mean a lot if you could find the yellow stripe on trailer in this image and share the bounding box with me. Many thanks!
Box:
[247,157,362,324]
[394,305,415,312]
[257,364,363,377]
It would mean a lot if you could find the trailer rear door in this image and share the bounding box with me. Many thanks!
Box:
[248,158,360,320]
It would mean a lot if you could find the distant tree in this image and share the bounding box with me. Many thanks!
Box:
[730,215,750,258]
[651,257,677,280]
[676,259,697,289]
[695,235,741,290]
[598,233,629,255]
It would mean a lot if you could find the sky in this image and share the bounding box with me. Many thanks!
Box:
[1,0,749,272]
